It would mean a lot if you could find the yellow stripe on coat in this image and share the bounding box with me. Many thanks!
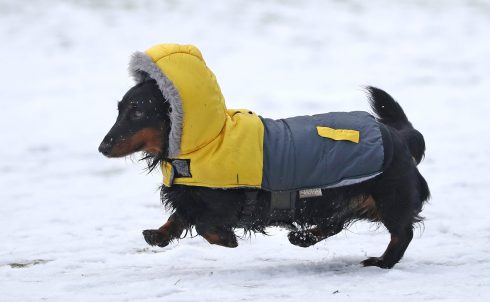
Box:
[316,126,360,143]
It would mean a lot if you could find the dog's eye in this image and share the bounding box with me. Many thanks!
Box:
[131,110,144,120]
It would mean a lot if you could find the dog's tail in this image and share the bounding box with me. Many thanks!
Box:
[366,86,426,165]
[367,87,430,211]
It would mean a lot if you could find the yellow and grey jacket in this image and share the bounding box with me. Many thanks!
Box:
[129,44,384,192]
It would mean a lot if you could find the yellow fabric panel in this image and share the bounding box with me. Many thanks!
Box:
[164,110,264,188]
[146,45,227,155]
[146,44,204,61]
[316,126,360,143]
[162,161,173,187]
[143,44,265,188]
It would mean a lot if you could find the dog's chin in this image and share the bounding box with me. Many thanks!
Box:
[141,145,163,156]
[142,149,161,156]
[104,143,145,158]
[104,151,133,158]
[134,143,146,153]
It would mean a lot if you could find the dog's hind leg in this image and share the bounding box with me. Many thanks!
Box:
[362,183,416,268]
[362,225,413,269]
[143,212,187,247]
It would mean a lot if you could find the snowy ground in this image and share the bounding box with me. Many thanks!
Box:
[1,0,489,301]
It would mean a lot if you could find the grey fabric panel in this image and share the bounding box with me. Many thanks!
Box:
[261,111,384,191]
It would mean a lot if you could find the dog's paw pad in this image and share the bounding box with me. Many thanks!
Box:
[361,257,393,269]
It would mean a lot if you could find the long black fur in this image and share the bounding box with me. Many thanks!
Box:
[367,86,426,165]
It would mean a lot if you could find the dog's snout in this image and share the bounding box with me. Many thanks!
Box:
[98,141,112,156]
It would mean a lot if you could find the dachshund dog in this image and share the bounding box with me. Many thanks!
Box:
[99,80,429,269]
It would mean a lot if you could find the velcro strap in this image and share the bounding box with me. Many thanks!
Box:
[271,191,295,209]
[162,159,192,187]
[171,159,192,178]
[269,191,296,221]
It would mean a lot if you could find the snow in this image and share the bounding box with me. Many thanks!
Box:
[1,0,489,301]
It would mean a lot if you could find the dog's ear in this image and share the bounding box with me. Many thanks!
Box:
[143,78,157,85]
[137,71,153,82]
[142,79,169,105]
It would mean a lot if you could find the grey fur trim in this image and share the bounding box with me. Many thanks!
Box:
[128,51,183,158]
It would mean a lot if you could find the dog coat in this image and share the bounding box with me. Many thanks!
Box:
[129,44,384,191]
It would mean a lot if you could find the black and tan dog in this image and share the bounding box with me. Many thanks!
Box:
[99,44,429,269]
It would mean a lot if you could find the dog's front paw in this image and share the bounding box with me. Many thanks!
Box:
[142,229,171,247]
[288,231,318,247]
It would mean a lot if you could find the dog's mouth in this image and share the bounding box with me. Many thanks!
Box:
[101,128,163,158]
[100,139,142,158]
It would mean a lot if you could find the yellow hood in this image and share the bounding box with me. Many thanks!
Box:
[129,44,264,188]
[129,44,227,157]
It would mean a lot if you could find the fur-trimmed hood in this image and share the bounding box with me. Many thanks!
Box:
[129,44,265,188]
[129,44,227,158]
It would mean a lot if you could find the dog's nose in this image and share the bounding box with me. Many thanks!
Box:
[98,142,112,156]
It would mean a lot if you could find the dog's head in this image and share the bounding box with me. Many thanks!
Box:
[98,80,170,159]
